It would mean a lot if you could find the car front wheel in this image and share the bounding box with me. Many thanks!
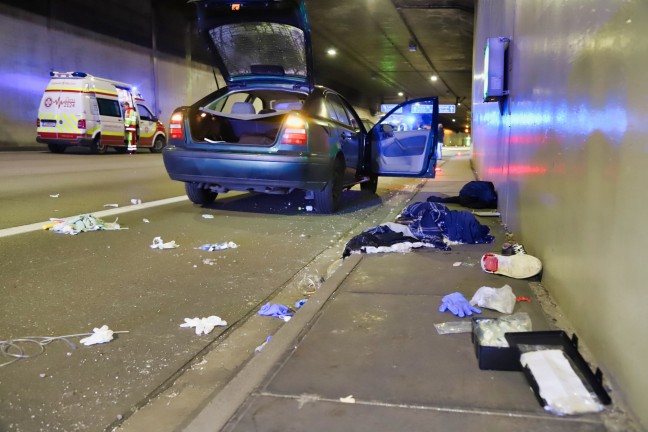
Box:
[185,182,217,205]
[314,159,344,214]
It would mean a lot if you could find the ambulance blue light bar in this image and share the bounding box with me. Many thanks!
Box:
[49,71,88,78]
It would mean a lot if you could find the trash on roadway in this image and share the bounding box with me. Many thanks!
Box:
[150,236,179,249]
[197,242,237,251]
[179,316,227,336]
[258,302,294,321]
[45,214,125,235]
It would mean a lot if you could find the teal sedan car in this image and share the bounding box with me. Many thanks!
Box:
[163,0,440,213]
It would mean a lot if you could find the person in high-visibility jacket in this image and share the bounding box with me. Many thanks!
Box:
[123,101,138,154]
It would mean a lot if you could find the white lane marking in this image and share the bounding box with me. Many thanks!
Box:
[0,195,189,239]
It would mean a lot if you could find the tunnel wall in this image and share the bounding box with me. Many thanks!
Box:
[472,0,647,427]
[0,4,221,149]
[0,4,372,151]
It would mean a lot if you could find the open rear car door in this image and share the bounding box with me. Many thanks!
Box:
[368,97,439,178]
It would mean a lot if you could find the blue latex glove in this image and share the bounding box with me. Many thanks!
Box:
[439,292,481,317]
[258,302,293,320]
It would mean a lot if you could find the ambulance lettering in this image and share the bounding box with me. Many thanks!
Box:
[44,96,76,109]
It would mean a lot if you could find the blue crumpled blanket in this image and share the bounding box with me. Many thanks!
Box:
[427,181,498,209]
[258,302,293,320]
[400,202,494,244]
[342,224,448,257]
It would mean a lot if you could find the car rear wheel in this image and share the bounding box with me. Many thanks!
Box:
[150,136,166,153]
[47,143,65,154]
[185,182,218,205]
[90,137,107,155]
[360,173,378,194]
[314,159,344,214]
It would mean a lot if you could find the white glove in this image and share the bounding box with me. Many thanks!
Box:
[80,325,114,346]
[180,316,227,335]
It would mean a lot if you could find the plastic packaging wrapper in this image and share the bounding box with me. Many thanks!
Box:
[470,284,517,314]
[299,273,323,293]
[434,321,473,334]
[474,313,532,347]
[520,349,604,415]
[49,215,124,235]
[197,242,237,251]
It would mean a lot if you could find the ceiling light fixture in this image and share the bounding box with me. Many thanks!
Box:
[408,41,417,52]
[327,48,337,56]
[398,92,404,97]
[430,75,438,82]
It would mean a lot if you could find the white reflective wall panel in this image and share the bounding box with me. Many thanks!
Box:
[473,1,648,427]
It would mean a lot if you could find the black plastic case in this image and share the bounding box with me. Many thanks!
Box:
[505,331,612,407]
[471,317,522,371]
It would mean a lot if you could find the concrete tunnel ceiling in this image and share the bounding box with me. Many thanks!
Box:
[1,0,474,131]
[306,0,475,131]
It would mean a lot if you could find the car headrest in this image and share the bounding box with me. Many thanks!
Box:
[231,102,256,114]
[273,101,303,111]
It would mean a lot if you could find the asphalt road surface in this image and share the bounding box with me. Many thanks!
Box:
[0,148,433,432]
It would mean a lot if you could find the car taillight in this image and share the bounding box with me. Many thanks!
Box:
[169,112,184,139]
[36,118,40,127]
[281,115,307,145]
[77,119,86,129]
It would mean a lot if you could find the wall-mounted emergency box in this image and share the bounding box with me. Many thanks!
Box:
[483,37,510,102]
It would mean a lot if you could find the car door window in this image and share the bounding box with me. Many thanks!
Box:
[137,104,154,121]
[324,99,340,123]
[340,100,360,130]
[327,94,352,127]
[370,97,439,178]
[97,98,121,117]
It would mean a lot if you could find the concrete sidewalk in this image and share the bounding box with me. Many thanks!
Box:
[183,151,633,432]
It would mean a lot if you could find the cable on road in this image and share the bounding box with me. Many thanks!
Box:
[0,331,129,367]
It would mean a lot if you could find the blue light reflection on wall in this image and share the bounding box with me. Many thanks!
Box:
[0,72,49,95]
[478,100,628,147]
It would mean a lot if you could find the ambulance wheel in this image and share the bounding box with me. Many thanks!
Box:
[150,136,166,153]
[90,137,107,155]
[185,183,217,205]
[48,143,66,154]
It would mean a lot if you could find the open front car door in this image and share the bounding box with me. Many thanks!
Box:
[368,97,439,178]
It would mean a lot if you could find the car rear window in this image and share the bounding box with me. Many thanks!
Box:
[209,22,307,79]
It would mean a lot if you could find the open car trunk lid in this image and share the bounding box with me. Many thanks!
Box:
[192,0,313,91]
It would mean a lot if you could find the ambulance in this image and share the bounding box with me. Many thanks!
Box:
[36,71,166,154]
